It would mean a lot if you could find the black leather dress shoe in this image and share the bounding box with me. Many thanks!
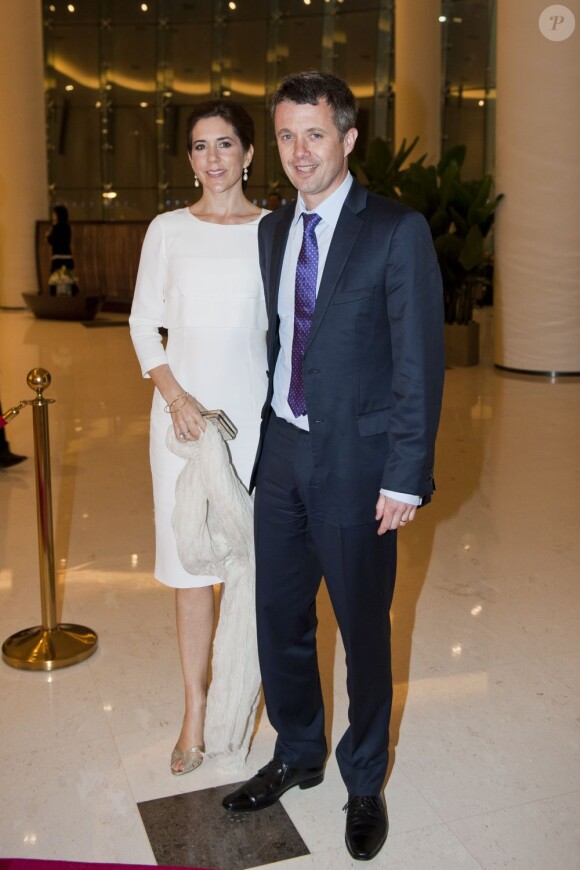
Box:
[344,795,389,861]
[0,450,27,468]
[222,758,324,812]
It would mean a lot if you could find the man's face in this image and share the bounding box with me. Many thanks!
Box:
[274,99,357,210]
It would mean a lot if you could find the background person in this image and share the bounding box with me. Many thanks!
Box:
[0,399,26,468]
[266,191,283,211]
[46,205,77,295]
[129,99,268,776]
[222,72,445,862]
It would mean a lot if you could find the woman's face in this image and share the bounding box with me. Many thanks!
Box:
[188,116,252,194]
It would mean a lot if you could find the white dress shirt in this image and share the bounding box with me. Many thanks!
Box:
[271,173,421,507]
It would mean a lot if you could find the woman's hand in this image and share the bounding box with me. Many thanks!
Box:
[171,393,207,442]
[147,364,208,443]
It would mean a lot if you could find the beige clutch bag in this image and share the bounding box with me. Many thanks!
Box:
[201,410,238,441]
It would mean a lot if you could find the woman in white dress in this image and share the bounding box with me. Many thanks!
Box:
[129,100,268,775]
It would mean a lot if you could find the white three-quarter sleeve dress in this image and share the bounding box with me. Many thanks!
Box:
[130,207,268,588]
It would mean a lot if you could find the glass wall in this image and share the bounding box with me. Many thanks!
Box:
[43,0,395,219]
[440,0,496,178]
[43,0,495,217]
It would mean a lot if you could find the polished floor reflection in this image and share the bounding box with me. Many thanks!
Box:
[1,308,579,869]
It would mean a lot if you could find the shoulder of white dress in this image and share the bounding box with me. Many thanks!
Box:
[150,207,187,226]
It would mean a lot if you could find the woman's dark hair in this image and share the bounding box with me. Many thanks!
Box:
[53,204,69,223]
[186,99,255,155]
[270,71,358,140]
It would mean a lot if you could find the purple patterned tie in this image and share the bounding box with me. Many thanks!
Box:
[288,213,322,417]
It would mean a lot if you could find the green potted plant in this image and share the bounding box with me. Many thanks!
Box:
[349,136,421,199]
[352,140,503,365]
[398,145,503,365]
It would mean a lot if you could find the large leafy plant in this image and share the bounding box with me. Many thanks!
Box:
[349,136,421,199]
[398,145,503,324]
[352,139,503,325]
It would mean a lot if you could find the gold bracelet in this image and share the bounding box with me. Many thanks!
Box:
[163,392,190,414]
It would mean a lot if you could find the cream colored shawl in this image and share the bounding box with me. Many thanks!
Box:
[167,422,261,770]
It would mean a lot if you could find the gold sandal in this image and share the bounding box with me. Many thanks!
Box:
[170,742,205,776]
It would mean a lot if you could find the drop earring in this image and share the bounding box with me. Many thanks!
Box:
[194,174,200,188]
[243,166,249,182]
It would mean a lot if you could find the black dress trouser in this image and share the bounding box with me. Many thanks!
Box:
[254,413,397,796]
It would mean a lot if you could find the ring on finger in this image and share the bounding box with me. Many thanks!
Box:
[179,432,187,440]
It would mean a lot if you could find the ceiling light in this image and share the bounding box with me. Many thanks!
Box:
[228,1,237,8]
[67,3,75,11]
[102,191,117,199]
[65,84,74,91]
[141,2,148,9]
[439,15,447,23]
[478,99,485,107]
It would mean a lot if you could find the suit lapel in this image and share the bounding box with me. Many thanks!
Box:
[268,209,293,333]
[306,182,367,351]
[266,207,293,362]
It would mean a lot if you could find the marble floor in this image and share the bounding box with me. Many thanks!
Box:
[1,307,579,870]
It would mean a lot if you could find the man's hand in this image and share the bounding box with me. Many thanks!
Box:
[375,494,417,535]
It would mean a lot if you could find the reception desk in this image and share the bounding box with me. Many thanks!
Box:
[35,220,149,311]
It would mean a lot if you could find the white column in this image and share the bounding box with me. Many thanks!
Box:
[394,0,441,163]
[0,4,48,307]
[494,0,580,373]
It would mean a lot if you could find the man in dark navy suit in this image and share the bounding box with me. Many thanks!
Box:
[223,71,445,861]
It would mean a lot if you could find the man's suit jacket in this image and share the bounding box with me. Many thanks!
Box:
[251,178,445,526]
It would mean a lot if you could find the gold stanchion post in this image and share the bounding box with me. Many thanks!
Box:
[2,368,98,670]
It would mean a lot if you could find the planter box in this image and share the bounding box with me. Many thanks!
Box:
[22,292,104,322]
[445,321,480,367]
